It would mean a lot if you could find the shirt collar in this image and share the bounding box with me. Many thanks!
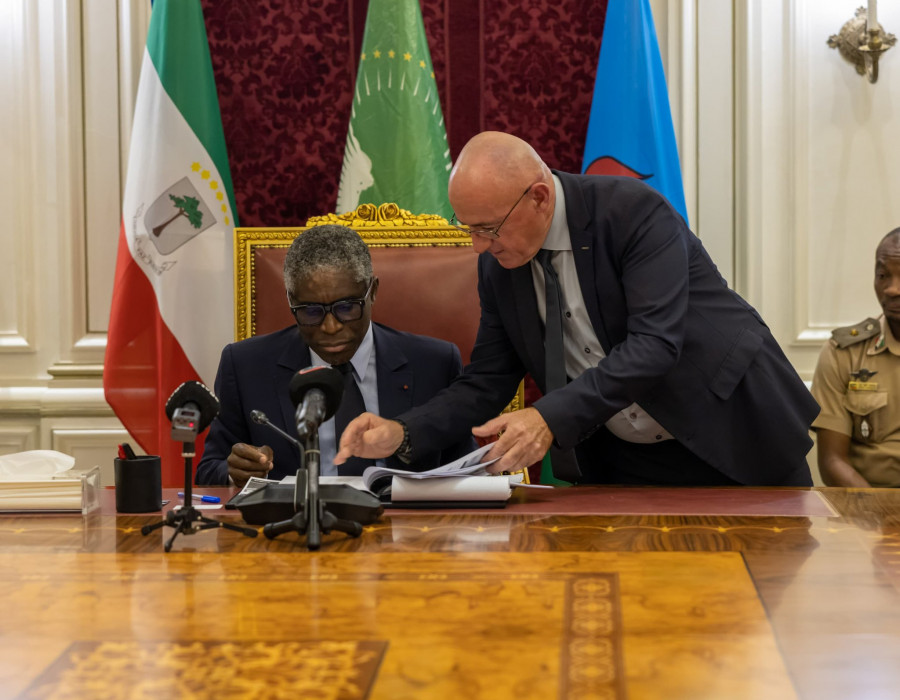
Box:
[309,323,375,380]
[540,173,571,252]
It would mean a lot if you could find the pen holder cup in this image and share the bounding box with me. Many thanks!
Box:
[114,455,163,513]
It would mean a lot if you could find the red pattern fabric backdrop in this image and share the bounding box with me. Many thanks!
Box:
[202,0,607,227]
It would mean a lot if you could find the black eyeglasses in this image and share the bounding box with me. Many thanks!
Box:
[450,184,534,240]
[288,278,374,326]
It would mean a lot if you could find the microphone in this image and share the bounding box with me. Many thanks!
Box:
[164,381,220,442]
[289,366,344,440]
[250,410,303,448]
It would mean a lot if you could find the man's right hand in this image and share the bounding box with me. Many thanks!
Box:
[334,413,404,465]
[227,443,273,487]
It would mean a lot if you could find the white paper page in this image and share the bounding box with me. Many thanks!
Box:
[236,475,281,495]
[391,475,511,502]
[319,475,368,491]
[362,443,499,490]
[280,475,372,493]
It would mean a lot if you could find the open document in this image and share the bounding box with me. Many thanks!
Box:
[361,443,517,507]
[361,443,496,486]
[265,443,520,507]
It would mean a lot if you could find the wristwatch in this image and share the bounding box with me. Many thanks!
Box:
[393,419,413,464]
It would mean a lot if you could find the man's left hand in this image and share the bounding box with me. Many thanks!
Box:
[472,407,554,474]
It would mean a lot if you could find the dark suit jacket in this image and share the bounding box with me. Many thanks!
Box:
[403,172,819,486]
[195,323,476,484]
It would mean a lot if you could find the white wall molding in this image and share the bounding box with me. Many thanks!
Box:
[83,0,121,346]
[0,425,39,454]
[651,0,698,230]
[676,0,699,231]
[734,1,801,353]
[0,0,143,463]
[118,0,150,180]
[695,0,735,284]
[0,0,35,355]
[735,0,900,381]
[50,425,129,485]
[0,387,114,418]
[797,0,900,365]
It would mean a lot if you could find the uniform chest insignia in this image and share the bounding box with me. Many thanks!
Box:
[848,369,878,391]
[851,369,877,382]
[860,419,871,440]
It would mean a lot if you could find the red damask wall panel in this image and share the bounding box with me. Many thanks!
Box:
[202,0,606,227]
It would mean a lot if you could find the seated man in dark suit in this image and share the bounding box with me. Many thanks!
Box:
[196,224,475,486]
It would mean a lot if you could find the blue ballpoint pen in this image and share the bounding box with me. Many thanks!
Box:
[177,492,221,504]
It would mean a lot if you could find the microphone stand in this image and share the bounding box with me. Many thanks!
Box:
[262,431,364,550]
[141,441,259,552]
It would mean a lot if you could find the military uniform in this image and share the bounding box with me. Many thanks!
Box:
[811,315,900,486]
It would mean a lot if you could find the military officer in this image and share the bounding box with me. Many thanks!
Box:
[811,228,900,487]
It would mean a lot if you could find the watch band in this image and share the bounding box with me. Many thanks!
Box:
[393,419,413,464]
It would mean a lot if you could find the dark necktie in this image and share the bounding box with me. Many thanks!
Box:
[535,250,581,482]
[333,363,370,476]
[537,250,567,392]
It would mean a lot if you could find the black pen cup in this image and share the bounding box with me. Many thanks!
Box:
[114,455,163,513]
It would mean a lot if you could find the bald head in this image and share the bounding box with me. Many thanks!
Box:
[447,132,555,268]
[449,132,550,204]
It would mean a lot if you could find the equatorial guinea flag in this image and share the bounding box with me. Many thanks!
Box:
[336,0,452,217]
[104,0,237,486]
[581,0,688,224]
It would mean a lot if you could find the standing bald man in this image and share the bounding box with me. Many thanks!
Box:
[337,131,819,486]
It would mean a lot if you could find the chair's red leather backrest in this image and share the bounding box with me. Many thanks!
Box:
[252,246,293,337]
[252,245,480,364]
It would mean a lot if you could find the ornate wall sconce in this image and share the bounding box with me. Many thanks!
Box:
[828,4,896,83]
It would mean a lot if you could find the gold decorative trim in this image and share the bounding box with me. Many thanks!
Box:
[560,575,626,700]
[309,202,451,228]
[234,227,305,340]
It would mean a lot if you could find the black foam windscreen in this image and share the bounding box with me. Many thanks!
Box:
[288,366,344,421]
[164,380,220,432]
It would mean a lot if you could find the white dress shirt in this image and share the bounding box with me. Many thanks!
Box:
[309,324,383,474]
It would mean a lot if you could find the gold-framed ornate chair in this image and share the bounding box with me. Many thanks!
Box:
[233,203,524,411]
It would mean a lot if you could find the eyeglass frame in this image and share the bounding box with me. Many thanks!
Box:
[449,183,536,240]
[287,277,375,326]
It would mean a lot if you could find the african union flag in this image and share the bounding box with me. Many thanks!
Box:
[336,0,451,218]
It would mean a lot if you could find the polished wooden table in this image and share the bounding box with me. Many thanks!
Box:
[1,485,899,699]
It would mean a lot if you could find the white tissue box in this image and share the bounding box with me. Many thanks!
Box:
[0,465,101,514]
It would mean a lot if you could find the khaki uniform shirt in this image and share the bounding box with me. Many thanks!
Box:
[811,315,900,486]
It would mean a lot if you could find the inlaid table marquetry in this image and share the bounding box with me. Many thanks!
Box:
[1,486,899,699]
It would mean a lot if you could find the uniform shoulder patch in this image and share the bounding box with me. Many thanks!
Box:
[830,317,881,349]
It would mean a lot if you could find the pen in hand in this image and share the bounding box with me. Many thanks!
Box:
[177,492,221,504]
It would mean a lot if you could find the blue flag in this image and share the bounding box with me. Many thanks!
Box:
[581,0,688,224]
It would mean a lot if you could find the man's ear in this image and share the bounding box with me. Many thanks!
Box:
[531,181,553,212]
[370,276,380,304]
